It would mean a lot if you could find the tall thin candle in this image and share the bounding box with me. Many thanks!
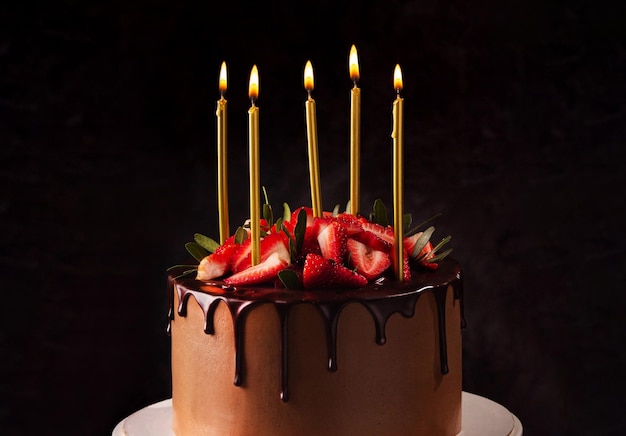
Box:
[349,45,361,216]
[304,60,323,217]
[216,61,229,244]
[392,64,405,281]
[248,65,261,266]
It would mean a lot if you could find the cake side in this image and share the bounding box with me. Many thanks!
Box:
[169,258,463,436]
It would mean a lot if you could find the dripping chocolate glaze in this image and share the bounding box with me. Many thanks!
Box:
[167,257,464,403]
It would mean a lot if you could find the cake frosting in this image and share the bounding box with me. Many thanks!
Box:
[167,205,463,435]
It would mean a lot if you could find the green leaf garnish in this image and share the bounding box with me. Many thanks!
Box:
[174,268,198,280]
[406,213,442,236]
[426,248,453,263]
[294,208,307,255]
[403,213,412,233]
[185,242,209,262]
[410,226,435,259]
[372,199,389,226]
[194,233,219,253]
[234,226,248,244]
[282,202,291,221]
[167,264,200,272]
[263,203,273,228]
[431,235,452,255]
[278,269,301,289]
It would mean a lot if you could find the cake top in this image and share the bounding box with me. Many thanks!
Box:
[169,198,451,290]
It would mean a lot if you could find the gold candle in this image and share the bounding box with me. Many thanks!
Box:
[304,60,323,218]
[248,65,261,266]
[392,64,405,281]
[349,45,361,216]
[216,61,230,244]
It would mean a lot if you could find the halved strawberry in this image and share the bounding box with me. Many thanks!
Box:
[331,262,368,288]
[196,242,240,281]
[302,253,336,288]
[351,230,392,253]
[317,219,348,263]
[360,222,395,244]
[346,238,391,280]
[224,252,289,286]
[335,213,364,235]
[232,233,290,273]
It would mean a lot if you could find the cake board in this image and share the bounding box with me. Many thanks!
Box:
[112,391,523,435]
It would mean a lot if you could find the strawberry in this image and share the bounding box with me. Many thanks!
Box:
[351,230,392,253]
[232,233,290,273]
[346,239,391,280]
[196,242,239,281]
[231,238,252,273]
[404,232,438,270]
[302,253,367,289]
[360,222,395,244]
[302,253,336,288]
[335,213,364,235]
[224,252,289,286]
[331,262,368,288]
[316,219,348,263]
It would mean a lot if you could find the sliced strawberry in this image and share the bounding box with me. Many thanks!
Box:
[232,233,290,273]
[302,253,336,288]
[361,222,395,244]
[351,230,392,253]
[224,252,288,286]
[335,213,364,235]
[331,263,368,288]
[196,242,239,281]
[231,238,252,273]
[346,239,391,280]
[317,219,348,263]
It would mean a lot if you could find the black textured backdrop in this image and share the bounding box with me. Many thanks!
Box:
[2,1,625,435]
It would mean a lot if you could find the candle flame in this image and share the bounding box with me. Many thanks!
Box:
[394,64,403,91]
[249,64,259,101]
[219,61,227,94]
[304,60,314,92]
[349,45,360,82]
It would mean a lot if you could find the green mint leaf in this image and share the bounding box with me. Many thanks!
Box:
[403,213,412,233]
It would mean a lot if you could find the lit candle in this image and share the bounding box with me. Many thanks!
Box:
[349,45,361,216]
[216,61,230,244]
[304,60,323,217]
[248,65,261,266]
[392,64,404,280]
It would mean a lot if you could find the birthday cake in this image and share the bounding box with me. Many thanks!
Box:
[168,204,463,435]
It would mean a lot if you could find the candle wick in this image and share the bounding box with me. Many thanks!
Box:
[220,91,225,99]
[250,98,256,107]
[307,89,312,99]
[352,80,358,88]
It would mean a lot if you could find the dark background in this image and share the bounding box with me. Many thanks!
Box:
[2,1,625,435]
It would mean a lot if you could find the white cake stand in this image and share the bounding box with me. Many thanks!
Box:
[113,391,523,436]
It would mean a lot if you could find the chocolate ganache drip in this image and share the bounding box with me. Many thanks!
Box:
[167,257,464,403]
